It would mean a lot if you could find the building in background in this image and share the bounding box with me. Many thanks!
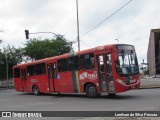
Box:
[147,29,160,76]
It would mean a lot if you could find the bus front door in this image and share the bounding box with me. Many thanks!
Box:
[20,69,27,92]
[97,53,114,93]
[47,63,58,92]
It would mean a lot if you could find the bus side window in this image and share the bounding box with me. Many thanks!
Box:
[53,64,57,78]
[90,53,95,68]
[35,63,46,75]
[14,68,20,78]
[106,54,112,74]
[58,58,67,72]
[68,56,79,71]
[57,60,62,72]
[27,65,35,76]
[80,53,95,70]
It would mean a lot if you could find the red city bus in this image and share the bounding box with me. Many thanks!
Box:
[13,44,140,97]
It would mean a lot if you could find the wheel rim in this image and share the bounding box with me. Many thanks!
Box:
[88,86,96,95]
[34,86,38,94]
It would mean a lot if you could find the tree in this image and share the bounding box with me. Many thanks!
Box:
[24,35,71,60]
[0,45,24,79]
[0,50,5,79]
[0,35,71,79]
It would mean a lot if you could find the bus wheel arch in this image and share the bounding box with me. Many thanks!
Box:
[32,85,40,95]
[84,82,100,98]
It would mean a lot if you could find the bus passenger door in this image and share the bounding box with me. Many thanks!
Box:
[47,63,58,92]
[21,69,26,92]
[105,53,114,93]
[97,53,113,93]
[97,55,107,92]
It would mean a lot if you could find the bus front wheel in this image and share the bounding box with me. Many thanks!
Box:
[85,83,100,98]
[32,85,40,95]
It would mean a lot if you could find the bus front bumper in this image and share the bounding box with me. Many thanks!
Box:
[115,79,140,93]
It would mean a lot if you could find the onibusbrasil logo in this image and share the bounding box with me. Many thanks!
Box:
[1,112,42,117]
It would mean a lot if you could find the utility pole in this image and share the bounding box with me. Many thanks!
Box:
[4,47,9,88]
[70,42,74,53]
[76,0,80,51]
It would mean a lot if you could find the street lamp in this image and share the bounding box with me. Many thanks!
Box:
[24,30,57,39]
[115,39,119,44]
[76,0,80,51]
[4,47,9,88]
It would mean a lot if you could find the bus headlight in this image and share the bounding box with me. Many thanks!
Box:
[116,79,125,85]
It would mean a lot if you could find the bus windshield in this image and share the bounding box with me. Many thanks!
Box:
[115,45,139,76]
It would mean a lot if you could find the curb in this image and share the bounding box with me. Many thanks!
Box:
[139,86,160,89]
[0,86,14,89]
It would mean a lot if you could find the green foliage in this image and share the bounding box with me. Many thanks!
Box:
[0,35,71,79]
[0,50,5,79]
[0,45,23,79]
[24,35,71,60]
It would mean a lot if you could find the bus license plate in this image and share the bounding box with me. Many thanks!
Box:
[131,86,135,89]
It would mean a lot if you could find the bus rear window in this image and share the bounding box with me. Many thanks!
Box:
[14,68,20,78]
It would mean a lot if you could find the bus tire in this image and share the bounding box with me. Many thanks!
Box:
[32,85,40,95]
[85,83,100,98]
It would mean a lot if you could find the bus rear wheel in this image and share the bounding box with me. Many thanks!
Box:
[32,85,40,95]
[85,83,100,98]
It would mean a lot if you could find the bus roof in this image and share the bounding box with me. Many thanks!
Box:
[13,44,129,68]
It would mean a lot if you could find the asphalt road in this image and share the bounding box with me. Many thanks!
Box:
[0,88,160,112]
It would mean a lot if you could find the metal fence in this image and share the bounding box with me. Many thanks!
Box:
[0,79,14,88]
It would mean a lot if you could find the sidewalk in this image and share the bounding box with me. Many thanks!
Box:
[140,78,160,89]
[0,80,14,89]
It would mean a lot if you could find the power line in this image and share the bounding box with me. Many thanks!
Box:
[81,40,90,47]
[71,0,133,50]
[80,0,133,38]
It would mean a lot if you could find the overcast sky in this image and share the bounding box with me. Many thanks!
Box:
[0,0,160,63]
